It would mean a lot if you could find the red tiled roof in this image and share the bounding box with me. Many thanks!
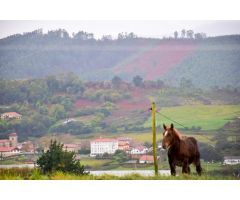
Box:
[1,112,21,117]
[139,155,154,161]
[63,144,79,148]
[117,137,131,141]
[0,147,16,152]
[92,138,117,143]
[9,133,17,136]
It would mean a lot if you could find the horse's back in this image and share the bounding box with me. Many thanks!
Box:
[187,136,198,145]
[181,136,200,156]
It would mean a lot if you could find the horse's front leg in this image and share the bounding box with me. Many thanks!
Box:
[170,163,176,176]
[168,158,176,176]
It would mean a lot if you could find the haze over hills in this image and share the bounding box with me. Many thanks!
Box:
[0,29,240,88]
[0,29,240,165]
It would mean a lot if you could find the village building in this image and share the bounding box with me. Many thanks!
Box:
[0,133,18,148]
[139,155,154,164]
[117,137,131,151]
[0,147,20,158]
[0,139,10,147]
[127,145,149,159]
[19,141,35,153]
[129,145,148,155]
[90,138,118,157]
[223,156,240,165]
[1,112,22,120]
[63,143,81,153]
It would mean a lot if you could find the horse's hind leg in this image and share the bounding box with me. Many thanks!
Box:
[182,160,189,174]
[195,159,202,176]
[187,166,191,174]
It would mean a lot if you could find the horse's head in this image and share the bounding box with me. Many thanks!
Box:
[162,123,179,149]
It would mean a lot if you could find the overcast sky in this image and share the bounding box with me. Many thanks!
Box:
[0,20,240,39]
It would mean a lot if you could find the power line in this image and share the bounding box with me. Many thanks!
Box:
[156,111,188,129]
[155,110,215,146]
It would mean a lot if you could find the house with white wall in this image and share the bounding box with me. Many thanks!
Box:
[0,147,20,158]
[129,145,148,155]
[223,156,240,165]
[90,138,118,157]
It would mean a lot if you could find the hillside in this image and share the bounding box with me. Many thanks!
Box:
[1,75,240,141]
[0,30,240,88]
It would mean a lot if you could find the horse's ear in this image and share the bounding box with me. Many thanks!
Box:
[163,124,167,130]
[170,123,174,129]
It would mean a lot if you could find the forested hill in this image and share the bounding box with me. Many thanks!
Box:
[0,29,240,89]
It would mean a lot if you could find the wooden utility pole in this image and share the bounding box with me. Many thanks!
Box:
[151,102,158,176]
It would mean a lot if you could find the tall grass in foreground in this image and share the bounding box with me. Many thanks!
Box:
[0,168,238,180]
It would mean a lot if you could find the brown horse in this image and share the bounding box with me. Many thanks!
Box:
[162,123,202,176]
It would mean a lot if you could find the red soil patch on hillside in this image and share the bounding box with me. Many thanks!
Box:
[110,88,151,119]
[75,99,101,109]
[114,40,198,80]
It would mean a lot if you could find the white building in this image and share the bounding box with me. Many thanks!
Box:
[0,147,20,158]
[90,138,118,157]
[223,156,240,165]
[129,145,148,155]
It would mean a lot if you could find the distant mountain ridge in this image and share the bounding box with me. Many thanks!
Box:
[0,30,240,88]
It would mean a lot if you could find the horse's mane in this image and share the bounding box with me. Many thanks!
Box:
[173,128,185,140]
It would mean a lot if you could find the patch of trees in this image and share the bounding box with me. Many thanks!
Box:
[199,142,223,162]
[37,140,86,175]
[173,29,207,40]
[0,73,84,105]
[213,119,240,157]
[95,150,129,163]
[83,88,130,103]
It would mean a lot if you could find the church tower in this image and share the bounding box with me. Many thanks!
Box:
[9,133,18,147]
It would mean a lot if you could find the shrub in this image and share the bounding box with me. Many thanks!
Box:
[37,140,87,175]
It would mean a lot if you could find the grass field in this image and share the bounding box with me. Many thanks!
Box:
[0,164,239,180]
[80,157,112,169]
[144,104,240,130]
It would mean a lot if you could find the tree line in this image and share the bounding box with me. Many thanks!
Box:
[0,28,208,45]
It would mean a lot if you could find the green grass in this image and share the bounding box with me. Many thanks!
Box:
[0,167,238,180]
[0,160,21,165]
[144,104,240,130]
[80,157,112,169]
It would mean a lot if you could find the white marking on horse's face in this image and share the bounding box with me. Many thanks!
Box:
[164,130,168,136]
